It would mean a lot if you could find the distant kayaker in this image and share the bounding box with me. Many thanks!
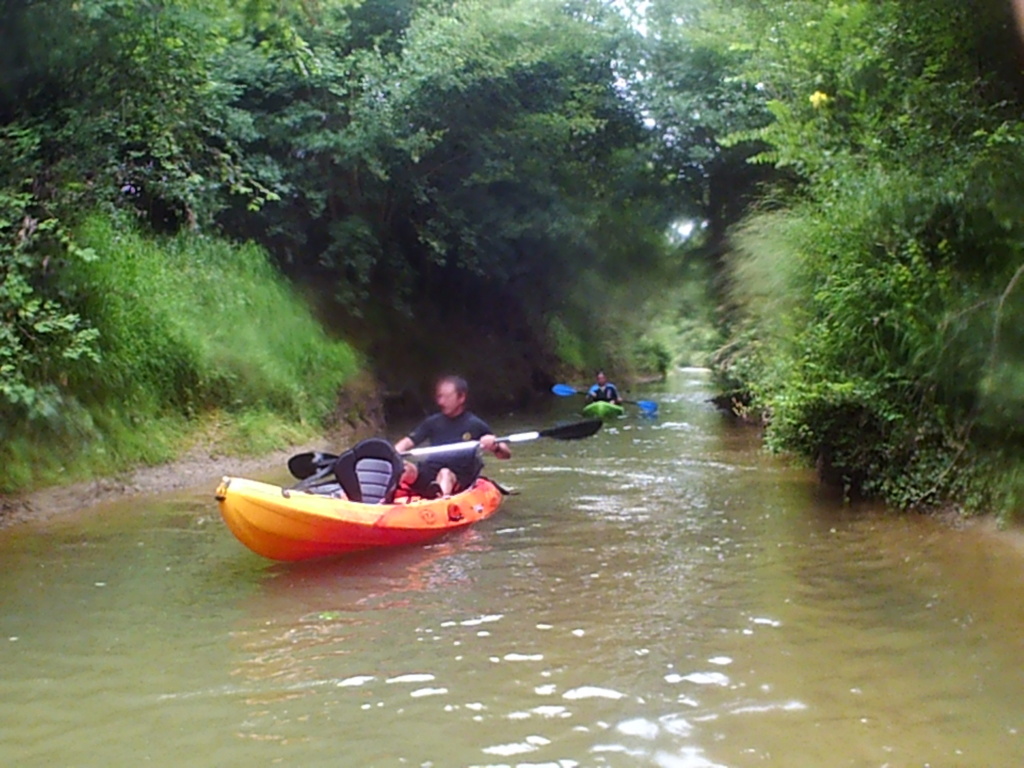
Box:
[586,371,622,405]
[394,375,511,498]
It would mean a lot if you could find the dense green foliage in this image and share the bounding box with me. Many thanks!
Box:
[211,0,688,387]
[10,0,1017,522]
[647,0,1024,518]
[0,0,711,492]
[67,216,357,421]
[1,214,357,492]
[0,1,369,491]
[0,164,100,424]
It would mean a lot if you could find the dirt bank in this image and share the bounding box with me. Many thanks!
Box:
[0,371,391,531]
[0,440,337,530]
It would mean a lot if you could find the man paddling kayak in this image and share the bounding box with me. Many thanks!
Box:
[586,370,622,405]
[394,375,511,498]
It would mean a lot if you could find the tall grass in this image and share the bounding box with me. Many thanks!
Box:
[0,215,359,493]
[724,160,1024,520]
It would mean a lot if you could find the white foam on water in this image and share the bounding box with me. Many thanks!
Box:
[337,675,375,687]
[531,705,570,718]
[482,741,537,757]
[730,700,807,715]
[665,672,729,686]
[562,686,626,700]
[386,673,436,684]
[616,717,660,740]
[410,687,448,698]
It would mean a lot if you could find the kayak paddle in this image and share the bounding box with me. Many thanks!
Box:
[287,418,605,479]
[400,418,604,458]
[550,383,658,415]
[287,451,339,481]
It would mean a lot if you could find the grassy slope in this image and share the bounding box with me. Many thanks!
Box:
[1,215,361,494]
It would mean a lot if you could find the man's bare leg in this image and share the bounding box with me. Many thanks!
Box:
[435,467,457,498]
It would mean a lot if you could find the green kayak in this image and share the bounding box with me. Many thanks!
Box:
[582,400,625,419]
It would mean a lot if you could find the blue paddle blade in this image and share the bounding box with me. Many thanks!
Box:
[637,400,658,414]
[551,383,580,397]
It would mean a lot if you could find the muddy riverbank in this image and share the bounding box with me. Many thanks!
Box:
[0,439,334,530]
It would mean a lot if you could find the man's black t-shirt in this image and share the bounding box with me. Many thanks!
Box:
[406,411,493,486]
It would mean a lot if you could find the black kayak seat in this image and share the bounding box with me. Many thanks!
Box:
[332,438,404,504]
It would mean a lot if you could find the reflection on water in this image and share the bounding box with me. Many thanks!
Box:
[2,368,1024,767]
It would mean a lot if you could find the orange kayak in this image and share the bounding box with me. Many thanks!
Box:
[216,475,504,561]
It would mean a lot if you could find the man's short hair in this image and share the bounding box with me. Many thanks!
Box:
[438,374,469,397]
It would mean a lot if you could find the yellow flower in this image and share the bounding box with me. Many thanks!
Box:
[809,91,831,109]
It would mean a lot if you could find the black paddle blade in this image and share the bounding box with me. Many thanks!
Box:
[287,451,339,479]
[538,418,603,441]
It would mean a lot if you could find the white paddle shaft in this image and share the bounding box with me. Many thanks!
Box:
[401,431,539,459]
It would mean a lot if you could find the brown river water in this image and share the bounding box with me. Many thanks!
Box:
[2,369,1023,767]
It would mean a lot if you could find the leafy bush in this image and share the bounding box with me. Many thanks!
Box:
[697,0,1024,519]
[0,126,101,429]
[634,338,672,378]
[728,157,1024,515]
